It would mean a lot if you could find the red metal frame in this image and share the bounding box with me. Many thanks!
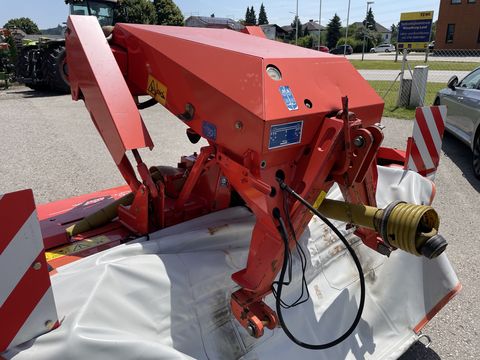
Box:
[63,15,393,337]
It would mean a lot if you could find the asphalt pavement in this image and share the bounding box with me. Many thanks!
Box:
[0,86,479,359]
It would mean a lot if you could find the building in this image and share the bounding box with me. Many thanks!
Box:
[302,20,325,37]
[435,0,480,49]
[260,24,288,40]
[185,16,244,31]
[351,22,392,44]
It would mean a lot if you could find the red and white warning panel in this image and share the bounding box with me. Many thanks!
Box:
[405,106,447,179]
[0,190,58,352]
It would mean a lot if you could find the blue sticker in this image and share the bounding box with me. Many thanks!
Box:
[279,86,298,111]
[269,121,303,149]
[202,121,217,141]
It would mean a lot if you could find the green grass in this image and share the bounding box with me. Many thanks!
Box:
[368,81,445,120]
[351,59,479,72]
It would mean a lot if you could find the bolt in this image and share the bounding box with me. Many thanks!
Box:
[246,324,256,337]
[353,136,365,148]
[260,160,267,169]
[32,262,42,271]
[235,121,243,130]
[220,177,228,187]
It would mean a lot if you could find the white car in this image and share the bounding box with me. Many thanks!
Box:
[370,44,396,53]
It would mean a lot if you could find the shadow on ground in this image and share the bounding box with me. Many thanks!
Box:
[1,86,68,98]
[399,341,441,360]
[442,132,480,192]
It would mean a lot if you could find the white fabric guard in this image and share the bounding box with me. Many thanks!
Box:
[4,166,459,360]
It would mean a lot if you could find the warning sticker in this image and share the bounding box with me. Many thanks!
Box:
[45,236,111,261]
[146,74,168,105]
[312,191,327,210]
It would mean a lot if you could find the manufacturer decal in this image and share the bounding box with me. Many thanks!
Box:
[202,121,217,141]
[279,85,298,111]
[269,121,303,149]
[147,74,168,105]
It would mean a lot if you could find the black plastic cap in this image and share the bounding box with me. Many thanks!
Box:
[421,234,448,259]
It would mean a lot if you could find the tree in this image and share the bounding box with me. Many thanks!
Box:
[430,21,436,41]
[250,6,257,25]
[390,23,398,45]
[326,14,342,49]
[114,0,157,24]
[290,16,302,41]
[245,7,251,24]
[364,8,376,31]
[3,18,40,34]
[154,0,184,26]
[258,3,268,25]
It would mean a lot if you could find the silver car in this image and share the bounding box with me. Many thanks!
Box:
[370,44,395,53]
[434,67,480,179]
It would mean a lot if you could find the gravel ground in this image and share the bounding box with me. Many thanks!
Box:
[0,86,478,359]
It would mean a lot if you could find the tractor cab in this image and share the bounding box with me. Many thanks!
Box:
[66,0,118,26]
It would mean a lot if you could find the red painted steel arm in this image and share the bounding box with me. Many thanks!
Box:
[66,15,154,191]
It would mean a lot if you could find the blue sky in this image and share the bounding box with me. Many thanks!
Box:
[1,0,440,30]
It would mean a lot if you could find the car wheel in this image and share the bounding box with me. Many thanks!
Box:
[370,50,375,53]
[385,49,390,53]
[473,133,480,179]
[434,97,440,106]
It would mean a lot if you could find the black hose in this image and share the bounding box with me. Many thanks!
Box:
[274,179,366,350]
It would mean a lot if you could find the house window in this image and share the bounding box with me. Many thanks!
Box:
[478,27,480,43]
[451,0,461,3]
[446,24,455,43]
[468,0,476,3]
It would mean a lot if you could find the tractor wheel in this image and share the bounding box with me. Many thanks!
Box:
[45,46,70,93]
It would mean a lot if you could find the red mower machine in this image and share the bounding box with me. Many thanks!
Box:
[1,15,459,356]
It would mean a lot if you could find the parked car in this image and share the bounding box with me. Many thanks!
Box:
[370,44,395,53]
[318,45,329,53]
[329,45,353,55]
[434,67,480,179]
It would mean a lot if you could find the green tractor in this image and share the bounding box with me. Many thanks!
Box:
[16,0,118,93]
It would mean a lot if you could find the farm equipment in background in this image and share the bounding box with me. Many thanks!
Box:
[0,28,14,88]
[1,14,459,358]
[13,0,118,93]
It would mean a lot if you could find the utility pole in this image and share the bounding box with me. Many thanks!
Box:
[295,0,299,45]
[318,0,322,50]
[344,0,351,56]
[361,1,374,61]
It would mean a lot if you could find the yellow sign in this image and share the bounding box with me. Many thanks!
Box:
[397,11,434,50]
[45,236,111,261]
[400,11,433,21]
[146,74,168,105]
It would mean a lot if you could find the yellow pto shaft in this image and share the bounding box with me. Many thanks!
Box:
[317,199,447,259]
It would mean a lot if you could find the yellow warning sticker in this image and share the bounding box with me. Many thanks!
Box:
[45,236,111,261]
[312,190,327,210]
[146,74,167,105]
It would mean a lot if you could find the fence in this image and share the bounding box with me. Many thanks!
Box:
[349,49,480,118]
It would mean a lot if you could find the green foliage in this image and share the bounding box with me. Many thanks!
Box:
[154,0,184,26]
[326,14,341,49]
[114,0,157,24]
[290,16,302,40]
[296,35,314,48]
[365,8,376,31]
[258,3,268,25]
[390,23,398,45]
[430,21,436,42]
[245,6,257,25]
[3,18,40,34]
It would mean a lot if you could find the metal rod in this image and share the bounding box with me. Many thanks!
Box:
[344,0,351,56]
[318,0,322,50]
[396,49,408,107]
[295,0,299,45]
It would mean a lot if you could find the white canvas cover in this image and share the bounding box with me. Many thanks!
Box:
[4,166,459,359]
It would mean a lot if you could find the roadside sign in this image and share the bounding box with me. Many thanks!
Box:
[397,11,434,50]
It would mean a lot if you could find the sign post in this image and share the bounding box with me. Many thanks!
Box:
[396,11,434,107]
